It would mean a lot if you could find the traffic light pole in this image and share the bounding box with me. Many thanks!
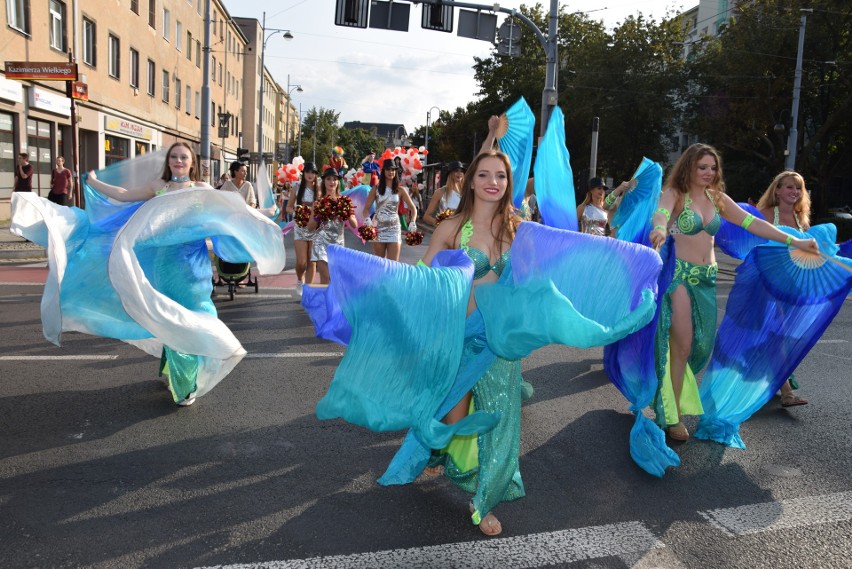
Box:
[348,0,558,136]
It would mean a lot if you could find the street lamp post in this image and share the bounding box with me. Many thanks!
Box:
[283,74,303,164]
[256,11,293,166]
[424,105,441,169]
[297,104,304,157]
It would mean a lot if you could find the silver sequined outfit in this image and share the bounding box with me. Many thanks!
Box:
[312,219,345,262]
[374,190,401,243]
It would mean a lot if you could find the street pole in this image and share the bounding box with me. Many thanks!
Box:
[785,9,811,171]
[284,74,290,164]
[424,106,440,170]
[297,103,302,157]
[257,12,267,163]
[589,117,599,178]
[200,0,212,183]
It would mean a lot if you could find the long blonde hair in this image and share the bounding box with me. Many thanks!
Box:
[452,150,521,249]
[756,170,811,228]
[664,143,726,212]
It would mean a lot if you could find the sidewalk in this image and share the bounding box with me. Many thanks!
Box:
[0,220,46,262]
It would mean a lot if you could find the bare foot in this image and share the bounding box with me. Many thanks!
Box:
[470,502,502,536]
[421,465,444,478]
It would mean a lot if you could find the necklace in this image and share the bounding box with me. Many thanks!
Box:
[171,175,190,182]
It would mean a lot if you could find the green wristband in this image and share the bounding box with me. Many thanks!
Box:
[740,214,755,230]
[653,225,666,233]
[655,207,671,221]
[785,235,793,246]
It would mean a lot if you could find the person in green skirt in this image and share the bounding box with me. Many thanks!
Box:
[648,144,818,440]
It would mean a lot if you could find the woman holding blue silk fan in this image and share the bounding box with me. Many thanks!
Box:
[419,150,522,537]
[648,144,818,441]
[757,170,812,408]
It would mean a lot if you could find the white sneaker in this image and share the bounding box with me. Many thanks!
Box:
[177,392,196,407]
[296,280,303,297]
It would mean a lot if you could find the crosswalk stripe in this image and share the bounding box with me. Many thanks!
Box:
[698,490,852,536]
[245,353,343,358]
[196,521,664,569]
[0,355,118,360]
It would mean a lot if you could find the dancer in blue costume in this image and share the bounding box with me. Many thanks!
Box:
[648,144,818,441]
[417,150,522,536]
[12,142,285,408]
[756,170,811,407]
[87,142,211,406]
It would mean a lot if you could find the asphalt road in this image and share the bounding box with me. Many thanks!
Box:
[0,233,850,569]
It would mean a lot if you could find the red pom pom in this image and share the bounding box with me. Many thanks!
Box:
[405,230,424,246]
[435,208,454,225]
[358,224,378,242]
[294,204,311,227]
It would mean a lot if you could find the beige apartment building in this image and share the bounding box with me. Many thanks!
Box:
[1,0,299,218]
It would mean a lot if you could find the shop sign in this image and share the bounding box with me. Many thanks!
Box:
[29,86,71,117]
[4,61,77,81]
[0,75,23,103]
[104,115,152,140]
[69,81,88,101]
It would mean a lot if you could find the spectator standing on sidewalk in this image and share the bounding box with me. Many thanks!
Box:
[14,152,32,193]
[49,156,74,206]
[220,161,257,208]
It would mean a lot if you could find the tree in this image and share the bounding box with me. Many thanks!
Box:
[335,128,386,169]
[684,0,852,210]
[298,107,341,165]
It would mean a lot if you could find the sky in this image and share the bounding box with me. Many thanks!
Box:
[221,0,691,134]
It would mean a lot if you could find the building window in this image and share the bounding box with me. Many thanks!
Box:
[175,78,182,109]
[162,70,169,102]
[186,31,192,60]
[211,101,215,126]
[211,56,216,82]
[148,0,155,28]
[0,113,15,198]
[82,17,96,67]
[130,0,138,14]
[176,21,182,51]
[147,59,155,96]
[108,34,120,79]
[105,135,129,166]
[218,63,223,86]
[162,8,170,41]
[49,1,66,51]
[7,0,30,34]
[129,48,139,88]
[185,85,191,115]
[194,92,200,119]
[195,40,201,68]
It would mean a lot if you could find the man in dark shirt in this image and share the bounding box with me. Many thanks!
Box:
[49,156,74,206]
[14,152,32,192]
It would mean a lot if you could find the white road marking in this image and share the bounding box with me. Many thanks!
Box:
[196,521,664,569]
[0,355,118,361]
[816,339,847,344]
[699,490,852,536]
[245,353,343,358]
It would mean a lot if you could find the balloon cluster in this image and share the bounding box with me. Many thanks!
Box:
[358,224,378,241]
[405,230,424,246]
[277,156,305,184]
[293,204,311,228]
[341,146,429,189]
[435,208,455,225]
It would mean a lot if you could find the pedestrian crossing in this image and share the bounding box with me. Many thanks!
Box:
[195,491,852,569]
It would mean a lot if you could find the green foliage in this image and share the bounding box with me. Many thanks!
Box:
[335,128,386,169]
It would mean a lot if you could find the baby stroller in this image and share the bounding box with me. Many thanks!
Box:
[213,256,259,301]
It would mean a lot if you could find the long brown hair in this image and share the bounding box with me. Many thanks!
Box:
[159,142,199,182]
[756,170,811,228]
[452,150,520,250]
[664,143,726,211]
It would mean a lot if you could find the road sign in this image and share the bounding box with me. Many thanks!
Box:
[497,17,522,57]
[369,1,410,32]
[457,9,496,42]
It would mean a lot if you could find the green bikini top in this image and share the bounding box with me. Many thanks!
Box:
[671,189,721,236]
[460,219,510,280]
